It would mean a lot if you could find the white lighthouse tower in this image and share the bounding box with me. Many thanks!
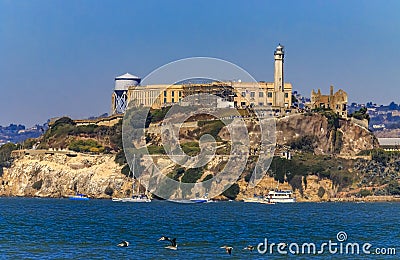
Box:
[273,44,285,109]
[111,73,141,114]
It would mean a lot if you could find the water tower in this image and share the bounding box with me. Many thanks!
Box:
[111,73,141,114]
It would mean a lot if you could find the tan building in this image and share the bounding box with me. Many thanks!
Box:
[112,44,293,113]
[310,86,348,118]
[232,81,292,109]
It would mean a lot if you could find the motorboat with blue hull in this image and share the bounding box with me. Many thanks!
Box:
[69,193,89,201]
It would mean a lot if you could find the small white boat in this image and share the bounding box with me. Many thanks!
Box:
[243,195,275,204]
[267,189,296,203]
[112,155,151,203]
[168,194,212,204]
[120,194,151,203]
[69,193,89,201]
[243,195,265,203]
[190,193,211,203]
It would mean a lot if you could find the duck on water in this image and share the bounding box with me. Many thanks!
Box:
[158,236,177,250]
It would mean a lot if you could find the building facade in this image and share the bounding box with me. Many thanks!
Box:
[310,86,348,118]
[111,44,292,114]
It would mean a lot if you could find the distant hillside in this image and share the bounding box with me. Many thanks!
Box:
[0,124,47,145]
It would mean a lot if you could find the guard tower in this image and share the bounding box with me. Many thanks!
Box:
[273,44,285,109]
[111,73,141,114]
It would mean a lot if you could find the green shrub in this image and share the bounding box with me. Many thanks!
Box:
[333,130,343,153]
[51,117,76,129]
[203,174,213,182]
[0,143,16,161]
[350,107,370,121]
[68,139,104,153]
[270,157,309,183]
[115,150,127,165]
[147,145,166,154]
[385,181,400,195]
[180,142,200,156]
[181,167,204,183]
[195,120,225,141]
[222,183,240,200]
[359,189,372,197]
[167,166,185,181]
[330,171,353,189]
[288,135,317,152]
[289,175,303,195]
[121,164,131,177]
[372,149,391,166]
[149,107,171,123]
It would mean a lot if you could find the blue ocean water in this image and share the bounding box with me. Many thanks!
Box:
[0,198,399,259]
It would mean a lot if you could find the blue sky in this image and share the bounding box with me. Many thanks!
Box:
[1,0,399,126]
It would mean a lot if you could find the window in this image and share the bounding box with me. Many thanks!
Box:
[172,98,175,103]
[259,102,264,106]
[268,92,273,98]
[179,91,182,97]
[164,97,167,103]
[250,92,255,98]
[241,102,246,107]
[172,91,175,97]
[259,92,264,98]
[285,93,289,98]
[164,91,167,97]
[241,91,246,97]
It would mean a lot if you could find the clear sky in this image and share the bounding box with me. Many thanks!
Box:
[1,0,399,126]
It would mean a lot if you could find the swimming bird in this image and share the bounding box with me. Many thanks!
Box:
[220,245,233,255]
[158,236,170,242]
[243,245,254,251]
[158,236,178,250]
[117,240,129,247]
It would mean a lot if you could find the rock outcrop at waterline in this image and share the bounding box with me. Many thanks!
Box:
[0,153,132,198]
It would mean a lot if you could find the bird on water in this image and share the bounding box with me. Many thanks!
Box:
[117,240,129,247]
[220,245,233,255]
[158,236,178,250]
[243,245,255,251]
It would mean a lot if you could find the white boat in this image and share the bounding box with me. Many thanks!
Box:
[120,194,151,203]
[112,155,151,203]
[243,195,275,204]
[69,193,89,201]
[243,195,264,203]
[267,189,296,203]
[190,195,210,203]
[168,194,211,204]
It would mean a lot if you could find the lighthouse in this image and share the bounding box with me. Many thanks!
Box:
[273,44,285,109]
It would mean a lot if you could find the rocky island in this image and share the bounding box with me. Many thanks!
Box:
[1,110,399,202]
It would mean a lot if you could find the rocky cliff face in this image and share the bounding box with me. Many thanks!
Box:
[276,114,377,155]
[0,151,338,201]
[0,153,132,198]
[0,113,377,200]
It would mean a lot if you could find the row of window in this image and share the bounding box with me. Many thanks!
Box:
[163,90,182,97]
[239,102,281,107]
[241,91,289,98]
